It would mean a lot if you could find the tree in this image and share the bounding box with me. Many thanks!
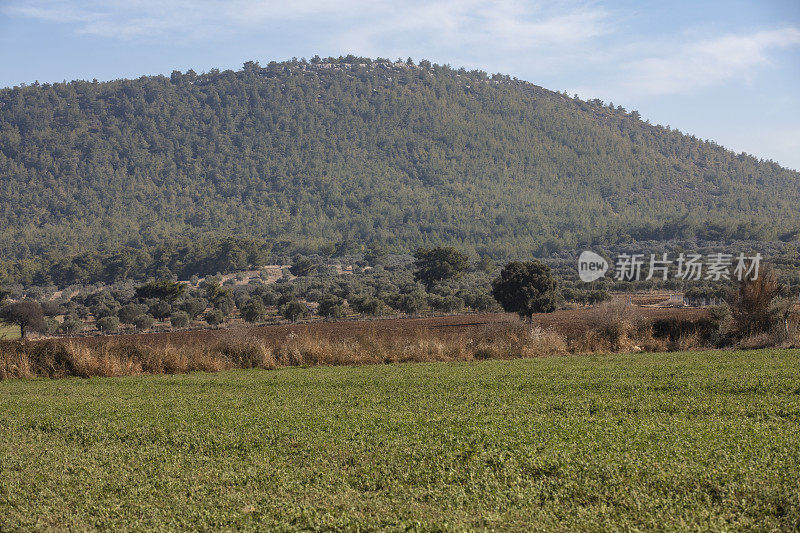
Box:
[282,300,309,322]
[135,280,186,302]
[389,292,425,315]
[118,303,148,324]
[170,311,190,328]
[289,257,317,277]
[350,295,384,316]
[427,294,464,313]
[203,282,235,315]
[461,291,499,312]
[318,296,345,319]
[205,309,225,327]
[180,297,208,319]
[491,261,558,320]
[96,316,119,332]
[728,264,781,337]
[59,314,84,335]
[148,300,173,320]
[364,245,389,267]
[413,247,470,290]
[0,301,46,339]
[475,255,496,274]
[132,314,155,331]
[240,299,266,323]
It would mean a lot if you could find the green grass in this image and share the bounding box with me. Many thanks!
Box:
[1,350,799,531]
[0,323,20,340]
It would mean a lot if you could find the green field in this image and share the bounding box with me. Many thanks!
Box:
[1,350,799,531]
[0,323,20,340]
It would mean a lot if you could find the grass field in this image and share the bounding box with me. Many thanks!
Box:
[1,349,799,531]
[0,323,20,340]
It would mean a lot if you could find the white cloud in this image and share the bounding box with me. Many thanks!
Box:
[3,0,610,50]
[624,28,800,95]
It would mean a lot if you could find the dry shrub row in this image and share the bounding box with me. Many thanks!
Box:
[0,323,572,379]
[2,302,797,380]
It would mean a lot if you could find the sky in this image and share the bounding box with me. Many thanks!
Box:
[1,0,799,169]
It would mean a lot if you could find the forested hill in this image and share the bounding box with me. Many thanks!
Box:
[1,56,799,275]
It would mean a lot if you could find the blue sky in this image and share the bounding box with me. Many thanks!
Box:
[1,0,799,169]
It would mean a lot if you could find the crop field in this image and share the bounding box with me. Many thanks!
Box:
[1,349,798,530]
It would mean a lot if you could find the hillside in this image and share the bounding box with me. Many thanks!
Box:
[1,56,799,284]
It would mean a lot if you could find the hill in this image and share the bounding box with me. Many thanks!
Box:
[1,56,799,284]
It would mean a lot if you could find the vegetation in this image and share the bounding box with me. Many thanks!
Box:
[1,350,798,530]
[492,260,559,319]
[1,57,799,287]
[413,247,470,290]
[0,301,45,338]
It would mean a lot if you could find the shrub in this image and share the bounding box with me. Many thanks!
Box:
[118,303,148,324]
[492,261,558,320]
[318,297,345,319]
[96,316,120,332]
[240,299,266,323]
[148,300,172,320]
[350,295,384,316]
[132,314,155,331]
[180,297,208,319]
[170,311,190,328]
[282,300,309,322]
[427,294,464,313]
[59,314,84,335]
[728,265,781,337]
[205,309,225,327]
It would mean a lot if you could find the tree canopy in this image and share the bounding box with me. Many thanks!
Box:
[491,261,559,320]
[413,247,470,290]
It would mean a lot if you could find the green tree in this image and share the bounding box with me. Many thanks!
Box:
[118,303,148,324]
[96,316,119,332]
[282,300,309,322]
[59,314,84,335]
[389,292,425,315]
[170,311,190,328]
[240,299,266,323]
[179,297,208,319]
[205,309,225,327]
[475,255,496,274]
[427,294,464,314]
[413,247,470,290]
[289,257,317,277]
[491,261,558,320]
[135,280,186,302]
[148,300,173,320]
[132,314,155,331]
[350,295,384,316]
[317,296,345,319]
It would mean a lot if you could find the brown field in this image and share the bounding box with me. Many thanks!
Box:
[2,306,719,380]
[69,307,708,350]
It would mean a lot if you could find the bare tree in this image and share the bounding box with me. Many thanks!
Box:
[728,265,780,337]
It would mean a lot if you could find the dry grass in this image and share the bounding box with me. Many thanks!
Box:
[1,306,795,380]
[0,323,574,379]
